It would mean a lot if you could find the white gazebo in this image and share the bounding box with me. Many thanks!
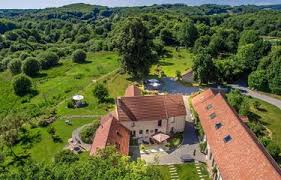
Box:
[72,95,84,101]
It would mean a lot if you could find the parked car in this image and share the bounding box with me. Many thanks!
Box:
[180,154,194,162]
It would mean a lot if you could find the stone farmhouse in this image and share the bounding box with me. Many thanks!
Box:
[90,85,188,155]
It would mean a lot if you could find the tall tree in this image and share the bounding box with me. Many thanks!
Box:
[179,20,198,47]
[239,30,260,46]
[22,57,40,77]
[115,17,154,78]
[192,50,217,84]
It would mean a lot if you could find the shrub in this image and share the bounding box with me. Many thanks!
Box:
[38,119,49,127]
[259,136,271,147]
[39,51,60,69]
[52,134,62,143]
[0,58,11,71]
[72,49,86,63]
[54,150,79,164]
[76,35,90,43]
[253,100,262,110]
[19,52,30,60]
[176,70,182,80]
[80,121,100,144]
[12,74,32,96]
[8,59,22,75]
[93,83,109,103]
[267,142,281,159]
[248,70,268,91]
[67,100,75,108]
[22,57,40,76]
[47,126,56,135]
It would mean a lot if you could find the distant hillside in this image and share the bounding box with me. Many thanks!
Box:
[0,3,281,19]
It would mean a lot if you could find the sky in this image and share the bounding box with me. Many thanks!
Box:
[0,0,280,9]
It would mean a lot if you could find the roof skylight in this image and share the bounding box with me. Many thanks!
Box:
[209,112,216,119]
[215,122,222,129]
[224,135,232,143]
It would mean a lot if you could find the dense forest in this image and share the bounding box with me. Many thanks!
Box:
[0,3,281,178]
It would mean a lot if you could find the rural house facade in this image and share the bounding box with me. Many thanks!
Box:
[90,85,187,155]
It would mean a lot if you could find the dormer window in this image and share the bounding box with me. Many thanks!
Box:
[206,104,213,110]
[131,122,135,127]
[224,135,232,143]
[209,113,216,119]
[215,122,222,129]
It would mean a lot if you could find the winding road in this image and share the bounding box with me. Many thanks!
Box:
[230,84,281,109]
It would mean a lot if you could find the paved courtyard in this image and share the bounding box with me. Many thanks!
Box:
[159,77,200,95]
[130,104,206,165]
[139,121,206,165]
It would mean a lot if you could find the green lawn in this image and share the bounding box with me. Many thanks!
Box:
[248,98,281,149]
[56,73,132,116]
[0,51,135,162]
[150,47,194,77]
[157,165,171,180]
[0,51,120,120]
[176,163,209,180]
[24,72,132,162]
[15,118,95,162]
[158,163,209,180]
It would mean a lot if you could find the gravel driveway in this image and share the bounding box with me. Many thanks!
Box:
[159,78,200,95]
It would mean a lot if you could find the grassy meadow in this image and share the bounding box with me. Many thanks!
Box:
[248,98,281,149]
[0,51,134,162]
[150,47,194,77]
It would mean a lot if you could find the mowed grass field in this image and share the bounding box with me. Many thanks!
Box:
[27,118,96,162]
[157,163,209,180]
[150,47,194,77]
[249,98,281,149]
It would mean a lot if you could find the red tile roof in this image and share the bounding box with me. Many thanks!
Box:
[90,113,130,155]
[192,89,281,180]
[116,95,186,121]
[124,85,142,97]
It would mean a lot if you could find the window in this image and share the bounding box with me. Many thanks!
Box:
[206,104,213,110]
[146,129,149,134]
[209,112,216,119]
[117,131,122,137]
[131,131,136,137]
[139,130,143,135]
[158,120,162,126]
[155,129,158,133]
[215,122,222,129]
[131,122,135,127]
[224,135,232,143]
